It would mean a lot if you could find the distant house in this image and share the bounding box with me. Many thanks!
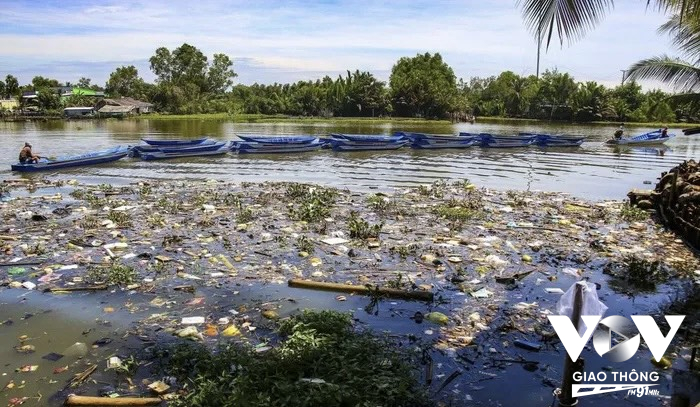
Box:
[0,99,19,111]
[64,106,95,117]
[97,105,138,118]
[96,97,154,114]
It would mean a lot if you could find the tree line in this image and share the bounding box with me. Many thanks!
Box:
[0,43,696,123]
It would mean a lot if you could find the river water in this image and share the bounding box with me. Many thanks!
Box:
[1,119,698,199]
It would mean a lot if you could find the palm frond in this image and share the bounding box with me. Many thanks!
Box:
[665,92,700,104]
[649,0,700,25]
[658,14,700,62]
[627,55,700,92]
[518,0,614,48]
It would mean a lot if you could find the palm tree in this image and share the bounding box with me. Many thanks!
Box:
[519,0,700,49]
[626,15,700,102]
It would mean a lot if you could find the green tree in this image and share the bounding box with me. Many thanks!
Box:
[389,52,458,118]
[106,65,146,98]
[5,75,19,98]
[571,81,607,121]
[207,54,236,94]
[0,80,5,99]
[36,88,62,111]
[536,69,577,119]
[31,76,60,89]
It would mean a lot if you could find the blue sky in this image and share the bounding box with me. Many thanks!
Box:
[0,0,675,89]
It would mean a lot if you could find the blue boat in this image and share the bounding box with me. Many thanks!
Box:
[131,139,221,157]
[605,130,675,146]
[236,139,324,154]
[236,135,318,144]
[142,137,209,146]
[521,133,586,147]
[405,132,480,149]
[473,133,536,148]
[329,139,408,151]
[330,133,406,143]
[139,145,229,161]
[11,146,130,172]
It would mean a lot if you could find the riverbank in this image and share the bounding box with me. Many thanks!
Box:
[1,178,698,405]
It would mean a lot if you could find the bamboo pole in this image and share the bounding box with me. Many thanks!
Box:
[558,283,585,407]
[288,279,433,301]
[64,395,162,406]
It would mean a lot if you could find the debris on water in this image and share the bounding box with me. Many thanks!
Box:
[425,312,449,325]
[513,339,542,352]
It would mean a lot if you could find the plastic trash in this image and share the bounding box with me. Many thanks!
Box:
[181,317,205,325]
[513,339,542,352]
[556,281,608,335]
[425,312,449,325]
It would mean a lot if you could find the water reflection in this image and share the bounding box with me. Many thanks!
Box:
[1,119,697,200]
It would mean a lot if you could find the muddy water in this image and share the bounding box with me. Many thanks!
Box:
[1,119,699,200]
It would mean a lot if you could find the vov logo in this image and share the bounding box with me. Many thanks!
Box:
[547,315,685,363]
[547,314,685,398]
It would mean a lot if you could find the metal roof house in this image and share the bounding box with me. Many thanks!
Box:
[97,104,138,118]
[64,106,95,117]
[96,97,154,114]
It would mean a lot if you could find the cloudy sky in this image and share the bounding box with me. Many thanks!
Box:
[0,0,676,89]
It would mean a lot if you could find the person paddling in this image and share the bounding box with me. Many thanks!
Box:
[614,123,625,140]
[18,142,40,164]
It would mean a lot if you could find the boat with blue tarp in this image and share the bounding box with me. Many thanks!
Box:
[236,135,318,144]
[11,146,130,172]
[131,139,222,157]
[139,145,230,160]
[520,133,586,147]
[236,139,324,154]
[142,137,209,146]
[329,134,408,151]
[605,130,675,145]
[473,133,537,148]
[404,132,481,149]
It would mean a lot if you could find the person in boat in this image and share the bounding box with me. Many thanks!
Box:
[614,123,625,140]
[661,127,668,138]
[18,142,40,164]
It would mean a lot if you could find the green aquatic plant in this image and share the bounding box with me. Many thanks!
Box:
[108,210,132,228]
[295,235,314,253]
[161,310,431,407]
[620,202,648,222]
[347,211,383,239]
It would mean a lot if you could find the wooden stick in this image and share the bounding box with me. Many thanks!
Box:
[0,235,19,241]
[65,395,162,406]
[288,279,433,301]
[47,285,108,293]
[68,365,97,388]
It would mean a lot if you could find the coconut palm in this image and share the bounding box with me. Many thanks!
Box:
[626,14,700,101]
[519,0,700,49]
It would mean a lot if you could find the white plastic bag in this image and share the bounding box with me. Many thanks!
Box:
[556,281,608,335]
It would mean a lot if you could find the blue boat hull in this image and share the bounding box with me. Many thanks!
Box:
[523,133,586,147]
[236,135,318,144]
[131,140,221,156]
[11,146,130,172]
[407,132,480,149]
[477,134,536,148]
[237,141,323,154]
[142,137,208,146]
[140,146,229,160]
[331,133,406,143]
[606,131,674,145]
[330,140,408,151]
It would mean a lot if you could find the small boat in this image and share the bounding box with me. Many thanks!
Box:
[11,146,130,172]
[236,135,318,144]
[139,145,229,161]
[330,133,406,143]
[405,132,480,149]
[329,139,408,151]
[605,130,674,146]
[522,133,586,147]
[474,133,536,148]
[131,139,221,157]
[236,139,324,154]
[142,137,209,146]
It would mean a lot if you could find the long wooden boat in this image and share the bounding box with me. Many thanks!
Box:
[521,133,586,147]
[142,137,209,146]
[236,140,324,154]
[330,139,409,151]
[11,146,130,172]
[236,135,318,144]
[331,134,406,143]
[406,132,480,149]
[476,133,536,148]
[131,140,220,157]
[605,130,674,145]
[139,145,229,161]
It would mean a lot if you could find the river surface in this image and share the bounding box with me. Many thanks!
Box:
[1,119,698,199]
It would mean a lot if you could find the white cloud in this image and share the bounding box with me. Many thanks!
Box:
[0,0,678,90]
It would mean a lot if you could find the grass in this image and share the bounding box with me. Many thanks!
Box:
[159,310,431,407]
[366,193,395,213]
[136,113,450,124]
[477,115,693,129]
[108,210,132,228]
